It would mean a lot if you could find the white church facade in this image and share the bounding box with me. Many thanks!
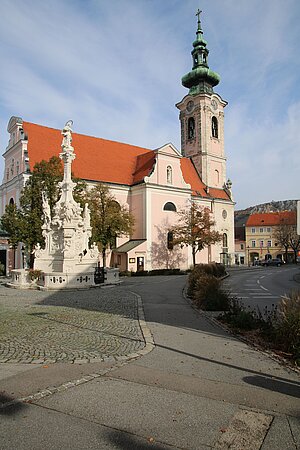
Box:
[0,12,235,274]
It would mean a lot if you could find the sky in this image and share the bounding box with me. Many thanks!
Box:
[0,0,299,210]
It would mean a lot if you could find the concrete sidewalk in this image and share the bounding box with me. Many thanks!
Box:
[0,276,299,449]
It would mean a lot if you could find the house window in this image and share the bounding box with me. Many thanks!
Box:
[167,231,174,250]
[267,240,272,248]
[251,240,256,248]
[212,116,218,138]
[251,228,256,233]
[240,244,244,250]
[188,117,195,139]
[223,233,228,249]
[163,202,176,212]
[260,240,264,248]
[267,227,271,232]
[166,166,172,185]
[16,161,19,174]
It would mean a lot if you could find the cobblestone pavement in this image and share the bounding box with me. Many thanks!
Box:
[0,284,145,364]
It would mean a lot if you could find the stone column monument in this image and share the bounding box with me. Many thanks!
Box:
[33,121,100,288]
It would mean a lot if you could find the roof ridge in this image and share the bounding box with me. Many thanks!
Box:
[23,121,152,152]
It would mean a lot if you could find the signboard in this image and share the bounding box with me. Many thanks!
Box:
[129,258,136,263]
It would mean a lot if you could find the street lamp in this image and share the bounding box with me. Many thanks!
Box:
[247,246,250,267]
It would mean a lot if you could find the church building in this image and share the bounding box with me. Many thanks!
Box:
[0,12,235,274]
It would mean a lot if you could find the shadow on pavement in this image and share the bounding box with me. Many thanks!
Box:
[156,342,300,389]
[104,430,173,449]
[0,392,28,416]
[243,375,300,398]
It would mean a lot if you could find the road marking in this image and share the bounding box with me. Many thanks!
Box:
[244,288,262,291]
[215,409,273,450]
[260,285,268,291]
[252,296,278,299]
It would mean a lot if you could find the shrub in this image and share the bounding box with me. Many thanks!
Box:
[187,263,226,298]
[221,298,261,331]
[275,291,300,362]
[28,269,42,282]
[193,273,230,311]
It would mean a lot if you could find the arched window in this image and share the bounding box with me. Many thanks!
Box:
[166,166,172,185]
[188,117,195,139]
[212,116,218,138]
[10,158,14,175]
[163,202,177,212]
[223,233,228,249]
[9,198,14,205]
[167,231,174,250]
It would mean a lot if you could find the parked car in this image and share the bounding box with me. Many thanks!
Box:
[261,258,284,267]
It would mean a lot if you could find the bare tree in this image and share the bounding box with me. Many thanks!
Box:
[172,201,221,267]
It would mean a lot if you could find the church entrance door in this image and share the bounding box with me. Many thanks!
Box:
[137,257,144,272]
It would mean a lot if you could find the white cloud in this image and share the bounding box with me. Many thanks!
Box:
[0,0,299,209]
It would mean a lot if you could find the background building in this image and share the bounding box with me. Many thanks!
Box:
[245,211,296,265]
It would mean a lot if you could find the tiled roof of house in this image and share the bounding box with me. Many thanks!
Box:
[246,211,296,226]
[22,121,231,201]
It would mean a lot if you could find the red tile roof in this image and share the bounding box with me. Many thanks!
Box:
[180,158,231,201]
[22,121,231,201]
[246,211,296,226]
[23,121,154,186]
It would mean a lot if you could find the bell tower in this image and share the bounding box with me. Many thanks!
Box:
[176,10,228,189]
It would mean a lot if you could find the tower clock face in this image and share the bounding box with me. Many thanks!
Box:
[186,100,194,113]
[211,99,218,110]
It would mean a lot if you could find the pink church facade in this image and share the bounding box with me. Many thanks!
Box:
[0,13,235,274]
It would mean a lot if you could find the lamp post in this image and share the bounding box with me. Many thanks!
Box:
[247,246,250,267]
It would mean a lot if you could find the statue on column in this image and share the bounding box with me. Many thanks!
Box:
[61,120,73,150]
[42,191,51,227]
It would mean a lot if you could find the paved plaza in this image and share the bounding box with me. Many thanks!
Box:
[0,275,299,449]
[0,282,146,364]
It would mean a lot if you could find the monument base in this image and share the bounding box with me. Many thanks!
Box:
[9,268,120,290]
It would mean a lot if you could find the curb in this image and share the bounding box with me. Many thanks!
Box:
[182,282,300,376]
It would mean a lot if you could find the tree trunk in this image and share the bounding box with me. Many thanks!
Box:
[102,247,106,268]
[192,244,196,267]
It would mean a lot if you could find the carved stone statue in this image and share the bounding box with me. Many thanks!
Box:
[61,120,73,150]
[42,191,51,226]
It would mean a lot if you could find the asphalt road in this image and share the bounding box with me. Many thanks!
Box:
[223,265,300,313]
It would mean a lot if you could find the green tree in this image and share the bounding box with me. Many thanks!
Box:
[172,201,222,267]
[0,203,23,268]
[85,184,134,267]
[19,156,64,267]
[1,156,87,269]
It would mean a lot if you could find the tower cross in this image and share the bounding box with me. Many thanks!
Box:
[196,8,202,22]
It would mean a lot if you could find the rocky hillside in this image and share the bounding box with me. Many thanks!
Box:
[235,199,297,228]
